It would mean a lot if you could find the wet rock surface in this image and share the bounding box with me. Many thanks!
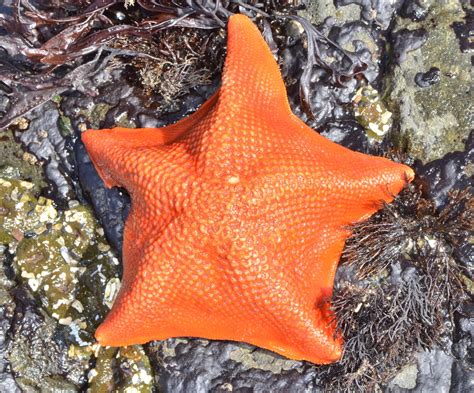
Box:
[386,0,472,163]
[150,339,317,392]
[0,0,472,391]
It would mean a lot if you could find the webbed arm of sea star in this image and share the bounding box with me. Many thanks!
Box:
[96,194,342,363]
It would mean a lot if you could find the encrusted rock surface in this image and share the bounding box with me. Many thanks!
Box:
[386,0,472,163]
[0,0,471,391]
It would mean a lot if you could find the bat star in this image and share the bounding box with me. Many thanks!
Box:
[82,14,414,364]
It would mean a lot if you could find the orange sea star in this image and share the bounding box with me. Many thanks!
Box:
[82,14,414,364]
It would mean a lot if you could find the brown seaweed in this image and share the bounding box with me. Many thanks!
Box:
[0,0,368,128]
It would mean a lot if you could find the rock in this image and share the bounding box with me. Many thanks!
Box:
[17,101,76,205]
[151,339,318,392]
[0,1,471,391]
[413,350,454,392]
[335,0,404,30]
[391,27,428,64]
[299,0,362,25]
[290,1,385,132]
[7,287,88,391]
[399,0,429,22]
[415,130,473,208]
[0,249,21,393]
[415,67,441,88]
[0,128,46,194]
[388,364,418,390]
[386,0,472,162]
[88,346,154,392]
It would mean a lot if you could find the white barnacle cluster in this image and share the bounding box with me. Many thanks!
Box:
[0,177,119,340]
[353,85,393,139]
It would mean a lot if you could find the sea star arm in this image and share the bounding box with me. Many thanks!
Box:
[81,92,219,189]
[219,14,291,114]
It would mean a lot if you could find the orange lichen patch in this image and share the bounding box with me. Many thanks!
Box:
[82,14,414,365]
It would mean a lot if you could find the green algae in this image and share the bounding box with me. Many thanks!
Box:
[80,103,112,129]
[0,128,46,193]
[8,304,85,393]
[115,112,137,129]
[0,177,119,337]
[0,175,154,391]
[88,346,154,393]
[386,0,472,162]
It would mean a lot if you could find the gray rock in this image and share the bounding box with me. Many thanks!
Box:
[299,0,362,25]
[152,339,319,393]
[389,364,418,390]
[6,287,87,391]
[414,350,453,392]
[386,0,472,162]
[17,101,75,204]
[0,253,21,393]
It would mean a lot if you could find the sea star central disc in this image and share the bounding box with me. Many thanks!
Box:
[82,14,414,364]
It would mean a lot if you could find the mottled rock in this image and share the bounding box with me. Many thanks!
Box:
[88,346,154,392]
[7,287,87,391]
[415,67,441,88]
[0,128,46,194]
[386,0,472,162]
[399,0,429,22]
[300,0,361,25]
[151,339,318,393]
[17,100,76,204]
[389,364,418,390]
[0,250,21,393]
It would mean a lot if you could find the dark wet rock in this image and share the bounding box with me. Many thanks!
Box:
[0,249,21,393]
[415,131,473,208]
[414,66,441,88]
[386,0,472,162]
[17,100,75,205]
[289,3,384,131]
[7,287,87,391]
[329,20,380,83]
[451,362,474,393]
[391,27,428,64]
[320,120,370,153]
[150,339,317,392]
[451,305,474,393]
[451,1,473,53]
[452,303,474,365]
[335,0,404,30]
[399,0,429,22]
[74,139,130,256]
